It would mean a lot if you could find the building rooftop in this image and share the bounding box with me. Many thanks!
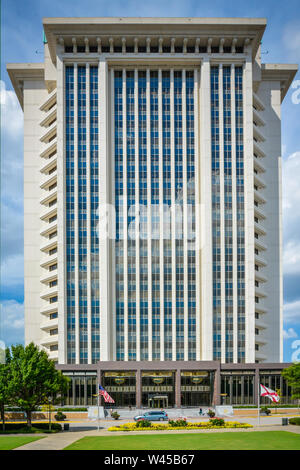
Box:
[7,17,298,107]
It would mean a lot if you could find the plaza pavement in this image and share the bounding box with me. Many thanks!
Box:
[12,415,300,450]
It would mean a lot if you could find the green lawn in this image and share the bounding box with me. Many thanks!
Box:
[65,431,300,450]
[0,435,45,450]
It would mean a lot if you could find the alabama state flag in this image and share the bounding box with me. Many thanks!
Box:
[260,384,280,403]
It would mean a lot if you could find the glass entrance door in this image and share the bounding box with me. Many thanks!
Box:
[148,396,168,408]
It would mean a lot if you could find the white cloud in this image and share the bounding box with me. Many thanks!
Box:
[282,151,300,275]
[283,21,300,62]
[0,254,24,288]
[0,300,24,345]
[0,80,23,138]
[283,299,300,324]
[283,327,298,339]
[283,240,300,275]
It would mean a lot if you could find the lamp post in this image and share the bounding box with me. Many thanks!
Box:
[47,396,52,432]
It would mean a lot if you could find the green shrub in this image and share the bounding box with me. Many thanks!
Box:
[209,417,225,426]
[111,411,120,420]
[289,417,300,426]
[54,411,66,421]
[168,419,188,427]
[57,407,88,412]
[135,419,151,428]
[207,409,215,418]
[0,422,62,433]
[260,406,271,415]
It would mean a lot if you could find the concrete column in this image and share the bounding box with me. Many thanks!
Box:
[243,57,255,363]
[199,58,213,360]
[136,369,142,408]
[57,55,66,364]
[231,64,238,363]
[219,64,226,364]
[98,59,111,360]
[158,68,164,361]
[194,67,201,360]
[170,69,176,361]
[212,368,221,406]
[175,369,181,408]
[182,69,188,361]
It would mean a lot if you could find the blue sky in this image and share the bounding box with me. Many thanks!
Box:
[1,0,300,361]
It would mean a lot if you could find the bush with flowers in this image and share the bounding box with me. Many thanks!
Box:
[108,419,252,432]
[168,418,188,427]
[209,417,225,426]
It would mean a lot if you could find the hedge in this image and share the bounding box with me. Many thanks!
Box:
[0,422,62,434]
[289,417,300,426]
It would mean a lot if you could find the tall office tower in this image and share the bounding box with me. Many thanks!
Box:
[8,18,297,368]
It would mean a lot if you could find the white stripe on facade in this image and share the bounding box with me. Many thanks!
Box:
[158,68,164,361]
[243,58,255,363]
[122,68,129,361]
[182,69,189,361]
[218,64,226,364]
[194,67,201,360]
[170,68,176,361]
[230,63,238,363]
[199,58,213,360]
[134,68,141,361]
[57,53,66,364]
[146,68,152,361]
[98,59,111,360]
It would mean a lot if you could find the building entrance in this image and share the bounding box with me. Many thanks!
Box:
[148,395,168,409]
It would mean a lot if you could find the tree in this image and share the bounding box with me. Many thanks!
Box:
[0,349,12,431]
[282,362,300,405]
[8,343,69,428]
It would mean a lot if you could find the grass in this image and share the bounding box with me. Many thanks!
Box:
[64,431,300,450]
[0,435,45,450]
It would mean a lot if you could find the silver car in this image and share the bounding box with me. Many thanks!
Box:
[134,411,168,422]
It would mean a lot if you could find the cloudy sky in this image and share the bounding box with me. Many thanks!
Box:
[1,0,300,361]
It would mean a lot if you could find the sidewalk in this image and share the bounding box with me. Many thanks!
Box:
[15,424,300,451]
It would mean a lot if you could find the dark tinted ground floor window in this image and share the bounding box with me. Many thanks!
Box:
[141,371,175,407]
[63,374,97,406]
[221,373,254,405]
[181,371,214,406]
[102,371,136,407]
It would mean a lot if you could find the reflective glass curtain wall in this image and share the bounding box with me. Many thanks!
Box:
[211,65,245,362]
[114,69,196,361]
[65,64,100,364]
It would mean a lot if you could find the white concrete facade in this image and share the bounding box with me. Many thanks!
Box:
[7,17,297,365]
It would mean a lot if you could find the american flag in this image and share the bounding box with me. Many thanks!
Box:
[99,384,115,403]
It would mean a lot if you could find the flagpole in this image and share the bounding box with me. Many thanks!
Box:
[97,383,100,431]
[258,380,260,426]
